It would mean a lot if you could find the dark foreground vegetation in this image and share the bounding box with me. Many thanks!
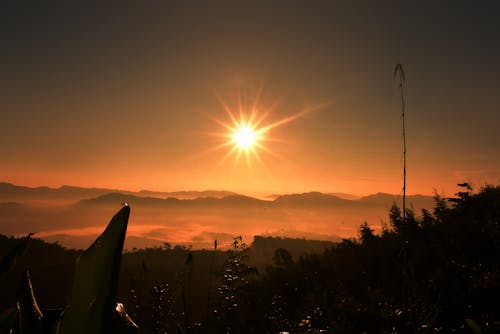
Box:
[1,184,499,333]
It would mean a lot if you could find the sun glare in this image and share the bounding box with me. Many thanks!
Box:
[233,125,257,149]
[203,88,327,172]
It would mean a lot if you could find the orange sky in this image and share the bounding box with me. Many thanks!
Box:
[1,1,499,197]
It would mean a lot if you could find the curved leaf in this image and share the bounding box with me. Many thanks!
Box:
[17,271,43,334]
[59,205,130,334]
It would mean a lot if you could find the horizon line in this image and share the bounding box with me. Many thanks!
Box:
[0,180,444,198]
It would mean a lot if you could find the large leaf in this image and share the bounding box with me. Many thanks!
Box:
[17,271,43,334]
[58,205,130,334]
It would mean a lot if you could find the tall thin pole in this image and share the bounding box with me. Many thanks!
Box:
[395,63,416,333]
[394,63,406,236]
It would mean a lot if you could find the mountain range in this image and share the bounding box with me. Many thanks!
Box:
[0,182,238,204]
[0,182,435,250]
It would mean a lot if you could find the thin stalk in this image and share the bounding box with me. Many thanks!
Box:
[394,63,416,334]
[394,63,407,239]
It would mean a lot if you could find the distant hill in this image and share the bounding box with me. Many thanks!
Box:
[0,182,116,205]
[359,192,435,210]
[0,182,436,249]
[77,193,269,208]
[327,192,361,200]
[77,191,433,210]
[77,192,177,207]
[2,182,434,209]
[273,191,356,207]
[138,190,239,199]
[266,192,360,201]
[0,182,241,206]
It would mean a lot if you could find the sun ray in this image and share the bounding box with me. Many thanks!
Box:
[245,150,253,176]
[214,90,239,126]
[250,146,269,172]
[183,140,233,164]
[254,141,283,160]
[253,96,284,128]
[237,87,245,125]
[248,82,265,125]
[204,89,328,173]
[233,147,244,171]
[218,144,240,167]
[205,113,235,132]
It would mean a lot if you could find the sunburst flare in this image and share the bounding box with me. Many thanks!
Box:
[205,88,328,172]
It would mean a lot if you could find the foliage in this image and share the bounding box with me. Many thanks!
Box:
[1,184,500,333]
[232,184,500,333]
[59,204,134,334]
[0,234,32,278]
[1,205,137,334]
[208,236,258,333]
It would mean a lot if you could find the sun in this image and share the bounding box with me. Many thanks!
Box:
[203,88,327,171]
[233,125,258,150]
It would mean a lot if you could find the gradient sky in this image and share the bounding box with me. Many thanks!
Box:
[1,0,499,196]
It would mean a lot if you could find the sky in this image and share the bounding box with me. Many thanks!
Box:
[1,0,499,196]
